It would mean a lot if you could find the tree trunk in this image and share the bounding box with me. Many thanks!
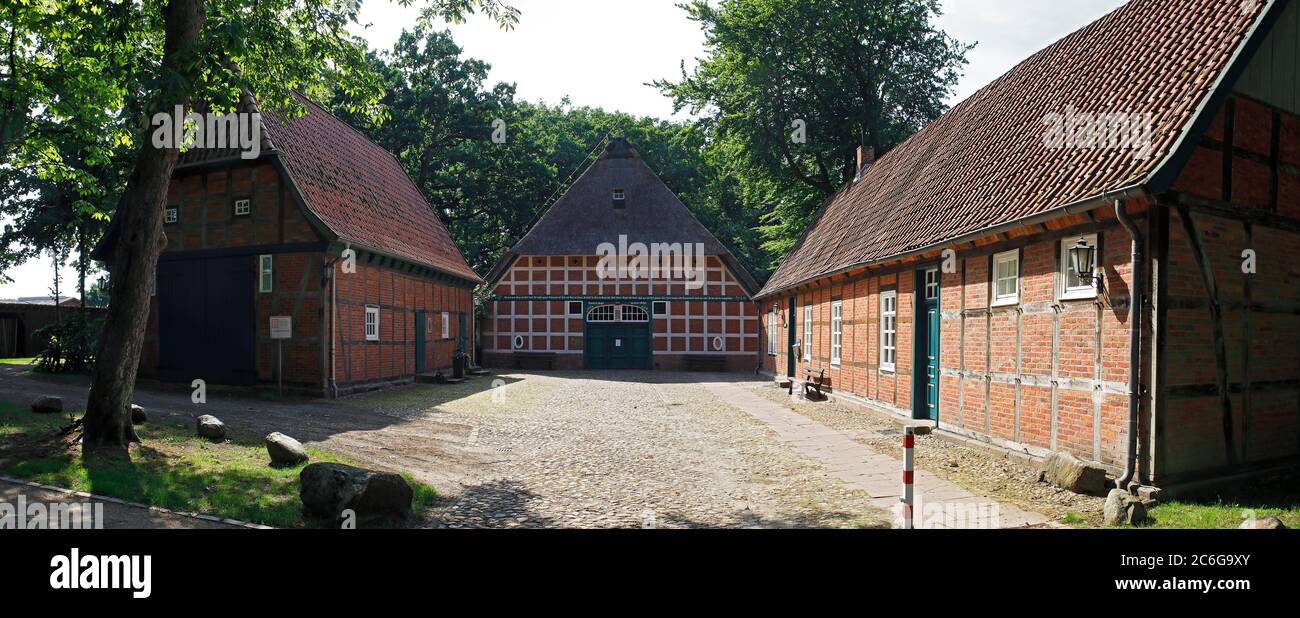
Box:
[82,0,204,452]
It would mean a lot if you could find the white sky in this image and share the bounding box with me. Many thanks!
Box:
[0,0,1127,298]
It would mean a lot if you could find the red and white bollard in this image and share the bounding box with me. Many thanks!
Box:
[900,424,932,530]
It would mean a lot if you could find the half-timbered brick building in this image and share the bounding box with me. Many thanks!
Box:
[758,0,1300,487]
[482,138,761,371]
[111,95,481,397]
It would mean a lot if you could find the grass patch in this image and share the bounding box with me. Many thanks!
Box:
[0,400,436,528]
[1145,475,1300,529]
[0,357,35,366]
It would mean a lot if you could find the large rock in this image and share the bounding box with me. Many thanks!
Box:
[31,395,63,414]
[1104,488,1148,526]
[265,432,308,466]
[1043,453,1107,495]
[299,463,412,523]
[196,415,226,440]
[130,404,147,425]
[1240,516,1286,530]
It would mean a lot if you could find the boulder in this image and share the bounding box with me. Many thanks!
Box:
[1043,452,1107,495]
[265,432,309,466]
[299,463,412,523]
[130,404,147,425]
[1239,516,1286,530]
[196,415,226,440]
[31,395,63,414]
[1104,488,1148,526]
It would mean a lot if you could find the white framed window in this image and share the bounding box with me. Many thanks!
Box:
[233,198,251,216]
[767,308,778,356]
[652,301,668,316]
[364,305,379,341]
[587,305,617,322]
[612,188,626,201]
[441,311,450,339]
[258,255,273,293]
[568,301,584,316]
[992,250,1020,306]
[924,268,940,300]
[163,207,178,224]
[802,305,813,361]
[1060,233,1100,300]
[620,305,649,322]
[830,301,843,366]
[880,291,897,372]
[426,314,433,334]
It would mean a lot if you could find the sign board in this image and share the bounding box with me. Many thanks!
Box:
[270,316,292,340]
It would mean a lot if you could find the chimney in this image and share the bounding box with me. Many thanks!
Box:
[855,145,875,180]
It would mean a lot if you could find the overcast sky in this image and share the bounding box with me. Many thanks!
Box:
[2,0,1127,298]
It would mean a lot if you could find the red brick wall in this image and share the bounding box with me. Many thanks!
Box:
[761,209,1144,470]
[1159,94,1300,482]
[332,259,475,391]
[483,254,759,370]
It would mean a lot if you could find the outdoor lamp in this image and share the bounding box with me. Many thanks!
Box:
[1069,237,1096,283]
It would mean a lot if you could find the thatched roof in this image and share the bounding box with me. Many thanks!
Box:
[488,138,759,294]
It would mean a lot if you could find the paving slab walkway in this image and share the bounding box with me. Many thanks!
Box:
[706,382,1051,529]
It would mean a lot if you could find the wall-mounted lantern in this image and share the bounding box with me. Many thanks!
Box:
[1069,237,1097,283]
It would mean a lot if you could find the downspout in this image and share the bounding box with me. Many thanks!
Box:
[1114,199,1143,490]
[323,248,345,399]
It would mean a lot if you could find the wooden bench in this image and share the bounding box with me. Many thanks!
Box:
[683,355,729,372]
[514,352,558,370]
[802,368,829,400]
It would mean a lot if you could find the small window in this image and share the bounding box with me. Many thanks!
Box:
[1060,233,1100,300]
[364,305,380,341]
[163,207,178,224]
[258,255,273,293]
[802,305,813,361]
[426,314,433,334]
[711,336,724,351]
[924,269,939,300]
[233,198,251,216]
[767,308,778,356]
[568,301,583,316]
[513,335,525,350]
[881,291,897,372]
[612,188,626,201]
[587,305,617,322]
[620,305,649,322]
[830,301,843,366]
[993,250,1020,306]
[441,311,450,340]
[652,301,668,316]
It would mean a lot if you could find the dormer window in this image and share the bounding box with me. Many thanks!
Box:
[612,188,626,208]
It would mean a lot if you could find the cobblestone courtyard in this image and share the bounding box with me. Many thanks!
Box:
[354,372,894,529]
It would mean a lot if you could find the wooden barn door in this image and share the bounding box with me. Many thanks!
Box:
[157,256,256,385]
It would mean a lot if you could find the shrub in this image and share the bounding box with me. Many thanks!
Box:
[34,313,104,373]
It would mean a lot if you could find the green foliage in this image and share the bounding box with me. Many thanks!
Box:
[330,29,771,280]
[655,0,971,261]
[32,312,103,373]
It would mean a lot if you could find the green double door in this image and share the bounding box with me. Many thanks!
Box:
[585,322,650,369]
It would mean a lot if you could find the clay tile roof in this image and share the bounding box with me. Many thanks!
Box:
[757,0,1275,298]
[259,96,481,283]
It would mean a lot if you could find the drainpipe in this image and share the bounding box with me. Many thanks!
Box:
[1114,200,1143,490]
[323,249,345,399]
